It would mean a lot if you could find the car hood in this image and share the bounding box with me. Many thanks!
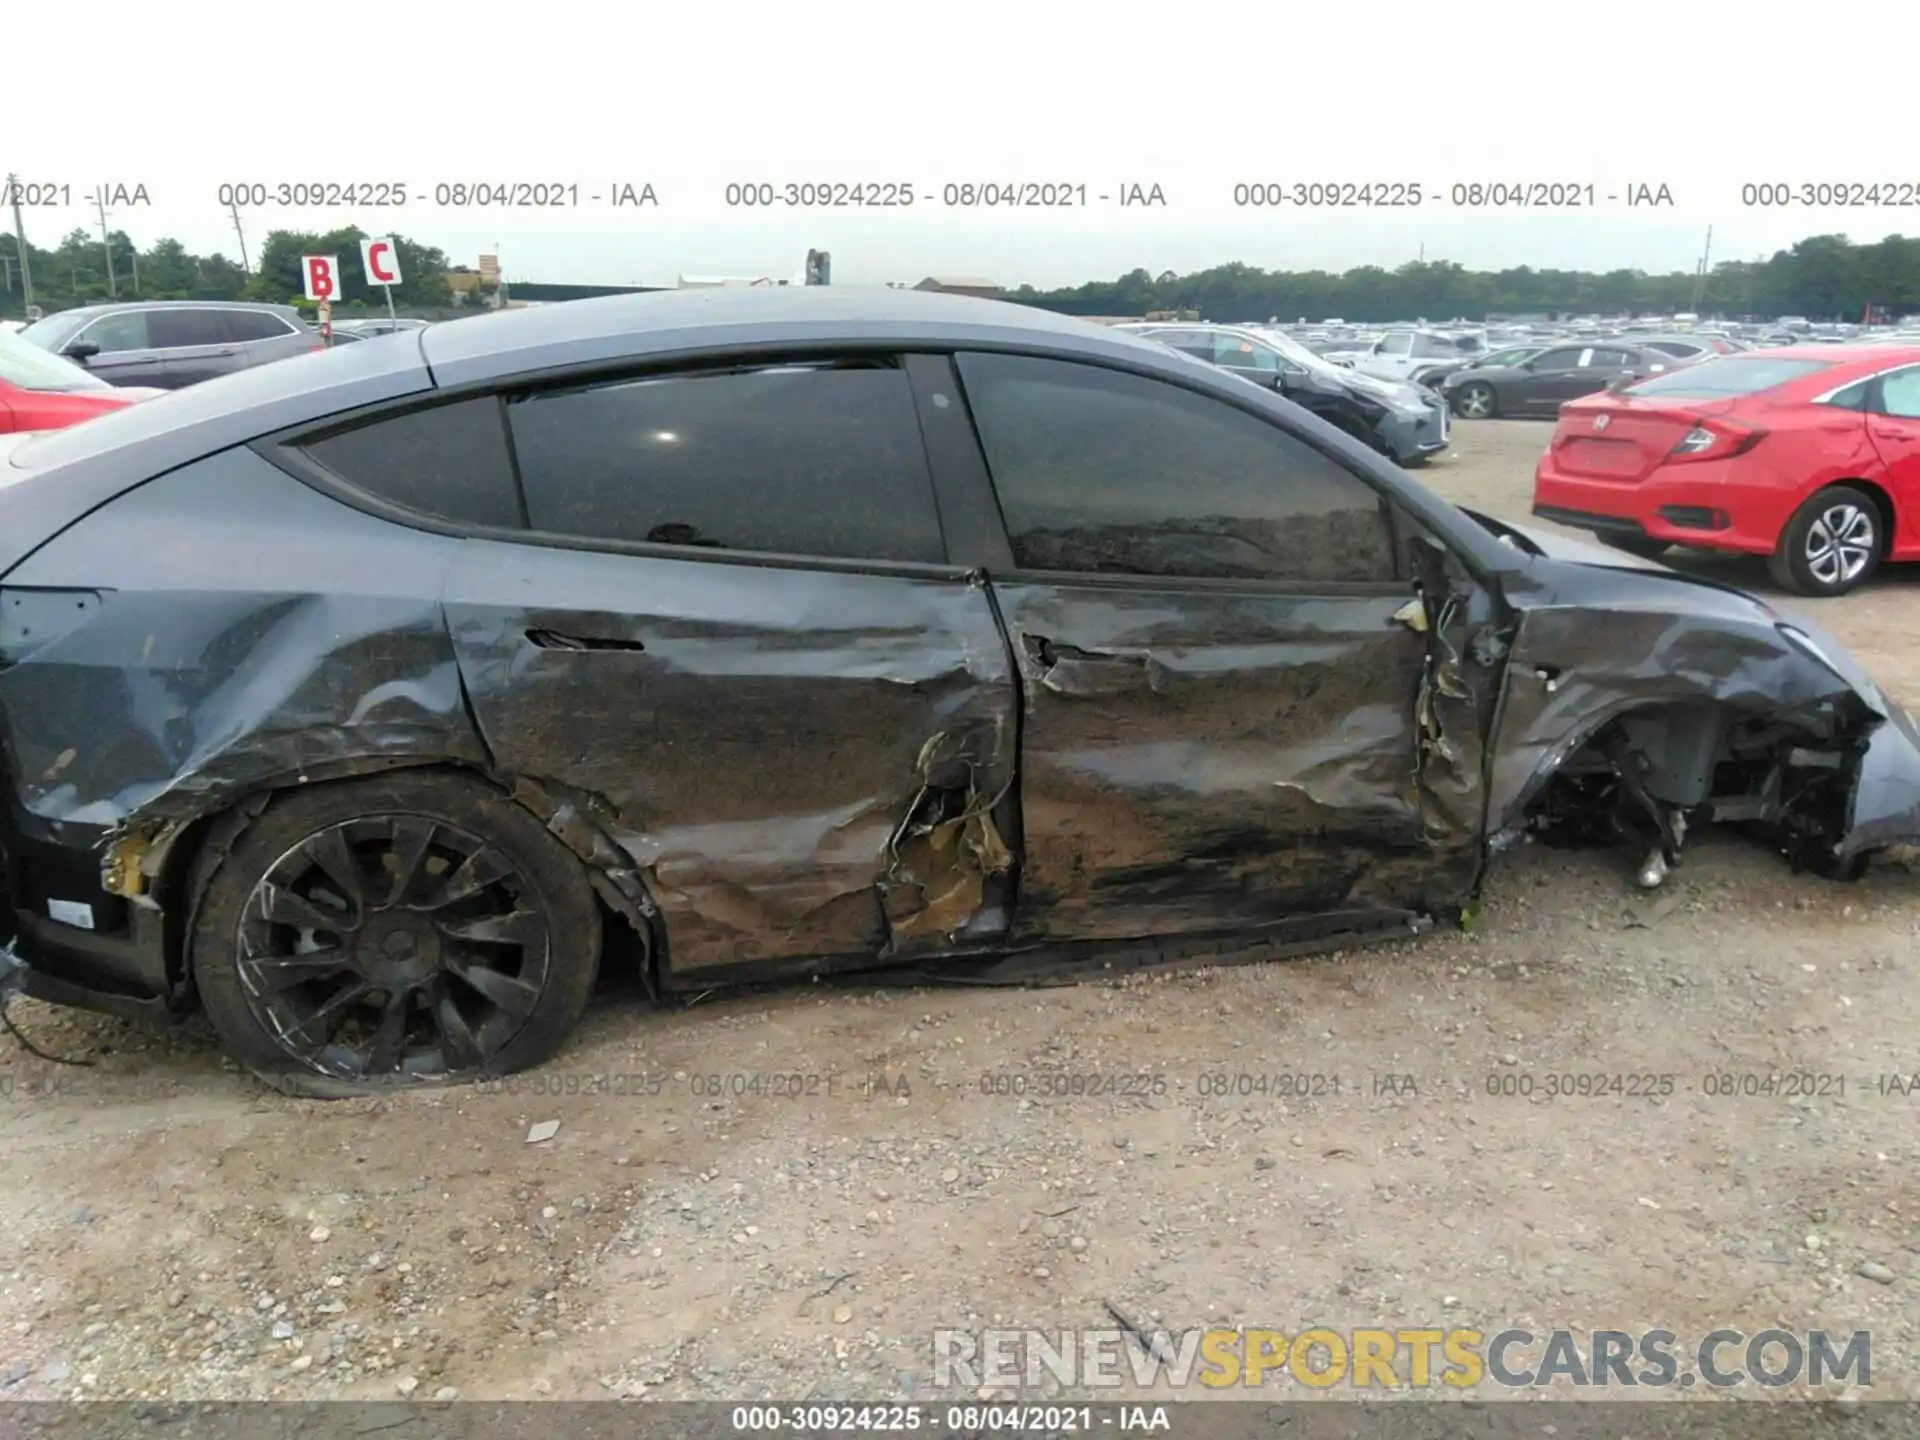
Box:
[1328,366,1429,407]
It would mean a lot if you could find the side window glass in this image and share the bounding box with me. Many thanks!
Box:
[1377,333,1414,356]
[148,309,229,348]
[507,359,945,563]
[301,396,525,530]
[1589,348,1631,368]
[1533,349,1581,372]
[223,310,295,342]
[1877,368,1920,419]
[77,311,150,353]
[1213,335,1279,373]
[956,352,1396,585]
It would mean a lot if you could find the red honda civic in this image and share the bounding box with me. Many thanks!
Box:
[1532,345,1920,597]
[0,328,162,433]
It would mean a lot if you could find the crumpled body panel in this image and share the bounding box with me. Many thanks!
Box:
[0,449,483,844]
[440,539,1018,971]
[1487,600,1857,838]
[987,576,1480,943]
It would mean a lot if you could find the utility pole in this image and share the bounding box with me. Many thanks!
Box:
[1690,225,1713,312]
[229,201,251,273]
[93,189,117,297]
[5,173,33,312]
[129,245,140,295]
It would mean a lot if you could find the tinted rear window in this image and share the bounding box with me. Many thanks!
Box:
[303,396,524,529]
[1625,356,1832,398]
[224,310,296,342]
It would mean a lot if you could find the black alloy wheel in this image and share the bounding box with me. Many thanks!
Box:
[192,773,602,1096]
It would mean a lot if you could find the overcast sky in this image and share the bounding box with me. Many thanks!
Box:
[10,1,1911,290]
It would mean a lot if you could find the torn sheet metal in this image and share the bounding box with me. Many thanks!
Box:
[1475,522,1920,865]
[987,574,1484,945]
[440,539,1018,974]
[879,729,1014,954]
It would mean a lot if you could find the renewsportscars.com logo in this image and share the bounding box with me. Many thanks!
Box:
[932,1327,1872,1392]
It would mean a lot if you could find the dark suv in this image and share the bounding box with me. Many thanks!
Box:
[18,301,318,389]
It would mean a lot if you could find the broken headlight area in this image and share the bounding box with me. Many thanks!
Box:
[1522,701,1874,887]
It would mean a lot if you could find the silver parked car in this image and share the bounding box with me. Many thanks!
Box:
[18,301,319,390]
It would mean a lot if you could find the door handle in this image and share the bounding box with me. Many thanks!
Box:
[525,628,647,653]
[1020,632,1153,696]
[1022,633,1147,668]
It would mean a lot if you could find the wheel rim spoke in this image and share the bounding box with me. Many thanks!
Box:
[241,946,354,993]
[434,993,486,1070]
[1806,506,1872,585]
[289,978,373,1048]
[431,848,516,911]
[299,827,368,917]
[447,960,540,1020]
[439,909,547,948]
[364,990,411,1075]
[256,883,351,934]
[384,818,437,906]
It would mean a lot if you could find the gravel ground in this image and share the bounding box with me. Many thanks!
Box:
[2,419,1918,1408]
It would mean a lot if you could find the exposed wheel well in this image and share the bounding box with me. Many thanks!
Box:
[150,763,660,1004]
[1520,698,1862,871]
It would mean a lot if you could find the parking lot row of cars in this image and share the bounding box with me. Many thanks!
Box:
[0,302,434,433]
[1118,316,1920,597]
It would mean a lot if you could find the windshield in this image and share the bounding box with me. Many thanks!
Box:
[19,310,93,353]
[1248,328,1360,379]
[1622,356,1834,398]
[0,329,111,391]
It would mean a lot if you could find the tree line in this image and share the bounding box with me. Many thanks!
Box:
[0,226,462,319]
[3,225,1917,323]
[1009,233,1920,324]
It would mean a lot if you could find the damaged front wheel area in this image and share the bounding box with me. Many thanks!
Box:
[1525,705,1873,888]
[191,773,603,1098]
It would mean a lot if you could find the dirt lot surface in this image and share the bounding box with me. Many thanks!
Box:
[3,421,1919,1409]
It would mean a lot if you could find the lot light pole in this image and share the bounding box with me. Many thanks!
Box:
[5,174,33,312]
[92,189,117,297]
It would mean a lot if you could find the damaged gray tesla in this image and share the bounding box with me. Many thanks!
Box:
[3,288,1918,1096]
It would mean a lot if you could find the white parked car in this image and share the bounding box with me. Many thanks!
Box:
[1336,328,1490,386]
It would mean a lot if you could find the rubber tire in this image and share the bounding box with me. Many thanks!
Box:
[1767,484,1882,598]
[1454,382,1497,419]
[190,771,603,1098]
[1601,535,1671,561]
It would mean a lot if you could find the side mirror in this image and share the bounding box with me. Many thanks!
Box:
[64,341,100,362]
[1276,366,1306,389]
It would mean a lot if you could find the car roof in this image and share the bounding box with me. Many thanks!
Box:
[47,299,301,317]
[1718,345,1920,364]
[418,287,1172,388]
